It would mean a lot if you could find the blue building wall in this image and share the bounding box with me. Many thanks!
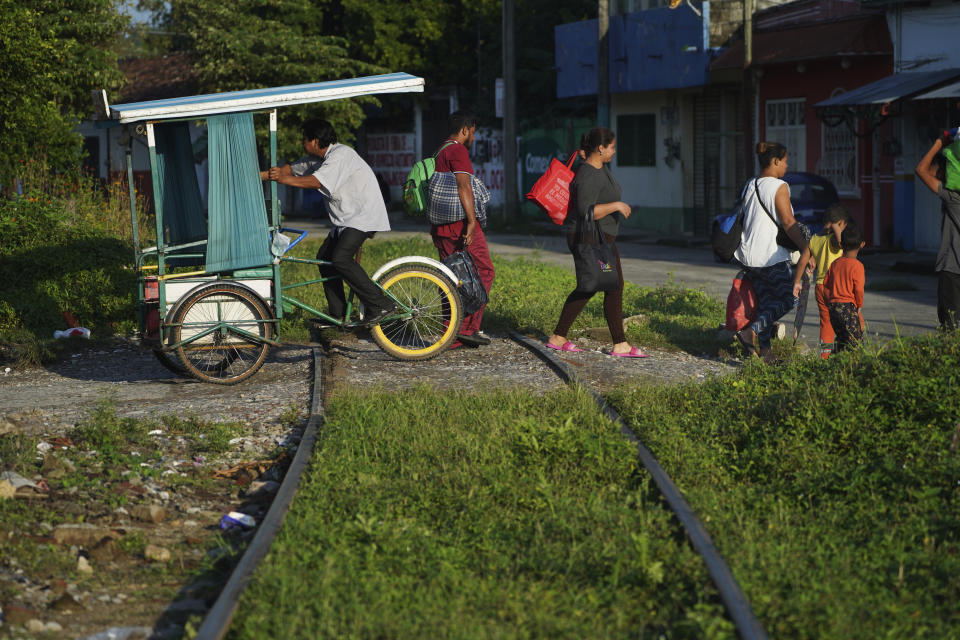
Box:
[609,8,709,92]
[555,19,598,99]
[555,7,710,99]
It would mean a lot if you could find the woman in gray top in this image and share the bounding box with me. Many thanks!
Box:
[545,127,648,357]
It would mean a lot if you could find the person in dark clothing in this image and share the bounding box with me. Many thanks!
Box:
[915,127,960,331]
[546,127,648,357]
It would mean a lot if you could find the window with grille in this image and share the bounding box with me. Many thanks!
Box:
[764,98,806,172]
[616,113,656,167]
[819,122,858,196]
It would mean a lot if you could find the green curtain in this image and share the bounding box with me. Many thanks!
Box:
[153,122,207,247]
[206,112,271,274]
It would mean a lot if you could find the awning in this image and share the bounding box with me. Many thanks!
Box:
[107,73,424,123]
[815,68,960,107]
[913,79,960,100]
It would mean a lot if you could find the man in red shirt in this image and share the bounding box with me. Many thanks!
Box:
[427,111,495,347]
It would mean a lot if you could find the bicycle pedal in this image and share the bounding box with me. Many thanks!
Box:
[309,319,340,330]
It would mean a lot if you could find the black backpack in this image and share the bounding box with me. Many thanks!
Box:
[711,207,744,263]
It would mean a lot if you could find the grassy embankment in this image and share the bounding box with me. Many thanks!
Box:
[280,233,726,354]
[610,336,960,638]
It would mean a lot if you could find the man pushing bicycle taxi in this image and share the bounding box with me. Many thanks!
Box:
[264,118,397,327]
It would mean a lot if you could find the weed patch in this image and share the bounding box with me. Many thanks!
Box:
[0,399,279,636]
[0,178,142,364]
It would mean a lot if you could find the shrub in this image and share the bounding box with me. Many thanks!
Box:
[0,162,148,362]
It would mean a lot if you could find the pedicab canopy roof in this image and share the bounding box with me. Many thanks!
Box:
[106,72,424,123]
[118,73,424,275]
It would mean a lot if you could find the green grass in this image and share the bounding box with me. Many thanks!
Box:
[608,332,960,639]
[279,235,726,353]
[0,172,144,364]
[232,387,734,639]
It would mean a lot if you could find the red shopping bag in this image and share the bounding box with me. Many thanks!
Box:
[526,152,577,224]
[725,271,758,331]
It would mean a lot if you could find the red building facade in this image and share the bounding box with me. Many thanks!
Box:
[712,2,896,244]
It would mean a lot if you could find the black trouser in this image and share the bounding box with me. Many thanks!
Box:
[828,302,863,351]
[937,270,960,331]
[317,227,392,321]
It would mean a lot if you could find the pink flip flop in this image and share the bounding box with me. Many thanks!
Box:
[605,347,649,358]
[546,341,584,353]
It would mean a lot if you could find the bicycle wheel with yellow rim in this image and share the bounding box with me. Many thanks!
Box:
[371,266,462,360]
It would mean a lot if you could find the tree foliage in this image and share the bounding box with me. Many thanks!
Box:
[0,0,126,190]
[319,0,593,125]
[140,0,594,147]
[142,0,389,159]
[317,0,455,75]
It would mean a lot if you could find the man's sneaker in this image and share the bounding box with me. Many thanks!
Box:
[457,332,490,347]
[362,304,398,327]
[475,331,493,344]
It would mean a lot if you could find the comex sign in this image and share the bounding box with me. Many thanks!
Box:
[525,152,553,175]
[520,137,564,199]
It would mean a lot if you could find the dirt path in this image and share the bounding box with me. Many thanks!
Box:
[322,331,734,396]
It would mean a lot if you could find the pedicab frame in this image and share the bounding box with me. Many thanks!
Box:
[100,73,463,384]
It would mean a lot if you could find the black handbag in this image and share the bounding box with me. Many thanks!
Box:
[442,249,488,315]
[754,178,810,251]
[572,208,619,293]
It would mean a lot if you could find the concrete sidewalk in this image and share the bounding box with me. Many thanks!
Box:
[284,214,941,351]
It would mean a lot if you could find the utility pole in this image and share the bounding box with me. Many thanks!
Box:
[742,0,754,177]
[503,0,518,221]
[598,0,610,127]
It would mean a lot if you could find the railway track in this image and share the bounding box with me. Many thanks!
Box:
[190,339,766,639]
[192,348,326,640]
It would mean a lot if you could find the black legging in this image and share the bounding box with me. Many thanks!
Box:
[553,232,625,343]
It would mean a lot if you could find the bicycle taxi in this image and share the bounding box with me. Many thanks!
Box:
[101,73,463,384]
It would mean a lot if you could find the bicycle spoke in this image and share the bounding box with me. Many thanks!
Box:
[174,285,271,384]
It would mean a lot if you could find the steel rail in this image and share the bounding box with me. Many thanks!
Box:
[509,332,769,640]
[194,347,325,640]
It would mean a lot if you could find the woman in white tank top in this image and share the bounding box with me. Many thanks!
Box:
[735,142,810,362]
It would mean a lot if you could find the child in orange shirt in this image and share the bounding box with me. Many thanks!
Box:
[823,223,866,352]
[792,203,850,357]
